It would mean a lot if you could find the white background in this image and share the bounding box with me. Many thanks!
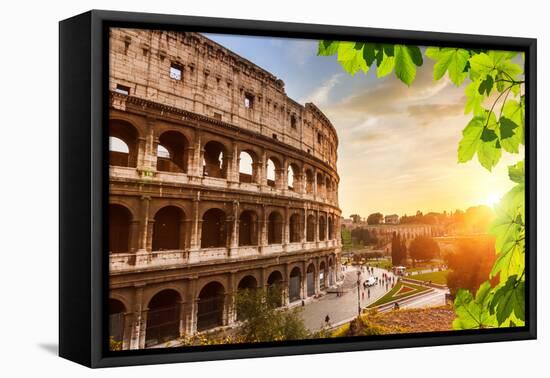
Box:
[0,0,546,376]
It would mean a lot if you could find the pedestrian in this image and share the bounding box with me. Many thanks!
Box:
[368,288,371,298]
[362,292,365,300]
[301,299,305,307]
[325,314,330,326]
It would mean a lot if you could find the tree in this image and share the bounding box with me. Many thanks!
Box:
[446,237,497,297]
[367,212,383,225]
[235,286,309,342]
[317,41,525,329]
[409,236,440,264]
[391,233,405,266]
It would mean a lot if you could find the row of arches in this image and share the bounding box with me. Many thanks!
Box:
[109,119,337,199]
[110,203,338,253]
[109,261,335,348]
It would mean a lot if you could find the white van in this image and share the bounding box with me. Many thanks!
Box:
[363,277,376,287]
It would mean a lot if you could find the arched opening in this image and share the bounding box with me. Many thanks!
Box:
[109,204,131,253]
[146,290,181,347]
[306,263,315,297]
[201,208,227,248]
[289,213,302,243]
[316,172,324,195]
[328,216,335,240]
[238,150,255,183]
[289,267,302,302]
[319,215,326,241]
[267,270,284,307]
[305,169,314,194]
[266,157,280,187]
[109,299,126,345]
[306,214,315,242]
[319,261,326,290]
[238,210,258,246]
[268,211,283,244]
[236,275,258,320]
[157,131,188,173]
[197,282,225,331]
[152,206,184,251]
[110,120,138,167]
[203,141,227,178]
[287,163,298,190]
[325,177,332,199]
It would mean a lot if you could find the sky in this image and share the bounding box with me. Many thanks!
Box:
[205,33,524,219]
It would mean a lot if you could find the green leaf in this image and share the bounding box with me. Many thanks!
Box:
[394,45,419,86]
[363,43,377,66]
[429,48,470,86]
[318,40,339,56]
[478,75,494,96]
[464,80,485,116]
[336,42,369,76]
[469,52,495,80]
[498,117,521,153]
[490,275,525,324]
[458,116,484,163]
[458,112,502,170]
[508,160,525,184]
[453,282,498,330]
[376,54,395,78]
[502,99,525,145]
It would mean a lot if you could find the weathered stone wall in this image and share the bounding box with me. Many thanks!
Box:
[109,28,338,170]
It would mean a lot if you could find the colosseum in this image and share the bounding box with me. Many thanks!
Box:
[108,28,342,350]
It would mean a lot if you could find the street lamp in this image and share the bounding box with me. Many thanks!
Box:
[356,269,362,316]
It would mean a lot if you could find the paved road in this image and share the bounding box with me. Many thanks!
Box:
[299,266,396,331]
[399,287,448,309]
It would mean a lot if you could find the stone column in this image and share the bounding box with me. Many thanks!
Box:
[228,201,239,256]
[283,206,290,250]
[184,279,197,335]
[129,220,140,253]
[301,261,307,300]
[259,205,268,253]
[228,272,236,324]
[129,285,145,350]
[188,195,201,263]
[314,258,321,296]
[188,130,203,178]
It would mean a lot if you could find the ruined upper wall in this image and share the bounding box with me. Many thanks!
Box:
[109,28,338,170]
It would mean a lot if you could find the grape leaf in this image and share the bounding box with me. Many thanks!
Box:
[469,53,496,80]
[490,275,525,324]
[478,75,494,96]
[428,47,470,86]
[498,117,521,153]
[453,282,498,330]
[458,112,502,170]
[376,53,395,78]
[508,160,525,184]
[464,80,485,116]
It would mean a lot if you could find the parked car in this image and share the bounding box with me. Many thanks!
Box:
[363,277,377,287]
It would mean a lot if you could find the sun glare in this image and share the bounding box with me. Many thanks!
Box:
[484,193,502,207]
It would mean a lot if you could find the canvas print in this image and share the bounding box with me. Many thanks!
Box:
[108,27,526,351]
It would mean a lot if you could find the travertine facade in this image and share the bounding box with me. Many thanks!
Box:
[108,28,342,350]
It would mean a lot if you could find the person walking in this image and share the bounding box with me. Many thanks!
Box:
[325,314,330,326]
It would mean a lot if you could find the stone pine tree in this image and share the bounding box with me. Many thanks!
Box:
[391,232,404,266]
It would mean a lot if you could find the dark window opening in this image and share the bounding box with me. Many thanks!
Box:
[115,84,130,95]
[169,63,183,80]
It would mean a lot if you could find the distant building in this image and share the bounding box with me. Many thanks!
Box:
[385,214,399,224]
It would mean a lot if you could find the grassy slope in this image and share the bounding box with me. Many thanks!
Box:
[409,270,449,285]
[368,282,430,307]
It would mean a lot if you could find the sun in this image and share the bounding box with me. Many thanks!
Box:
[483,192,502,207]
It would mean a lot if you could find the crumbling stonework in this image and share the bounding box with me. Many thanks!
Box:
[108,28,342,350]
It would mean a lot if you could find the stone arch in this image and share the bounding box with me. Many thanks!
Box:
[267,270,284,307]
[145,289,181,347]
[152,206,185,251]
[319,214,327,241]
[239,210,258,246]
[289,267,302,302]
[316,172,325,195]
[197,281,225,331]
[203,140,228,178]
[237,275,258,291]
[238,149,258,183]
[109,204,132,253]
[306,263,316,297]
[268,210,283,244]
[109,298,126,344]
[328,215,335,240]
[201,208,227,248]
[266,156,281,188]
[304,168,314,194]
[110,119,139,167]
[306,214,315,242]
[157,130,189,173]
[287,162,300,191]
[289,212,302,243]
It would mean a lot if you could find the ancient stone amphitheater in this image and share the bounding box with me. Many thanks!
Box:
[108,28,342,349]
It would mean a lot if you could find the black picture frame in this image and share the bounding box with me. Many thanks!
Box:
[59,9,537,368]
